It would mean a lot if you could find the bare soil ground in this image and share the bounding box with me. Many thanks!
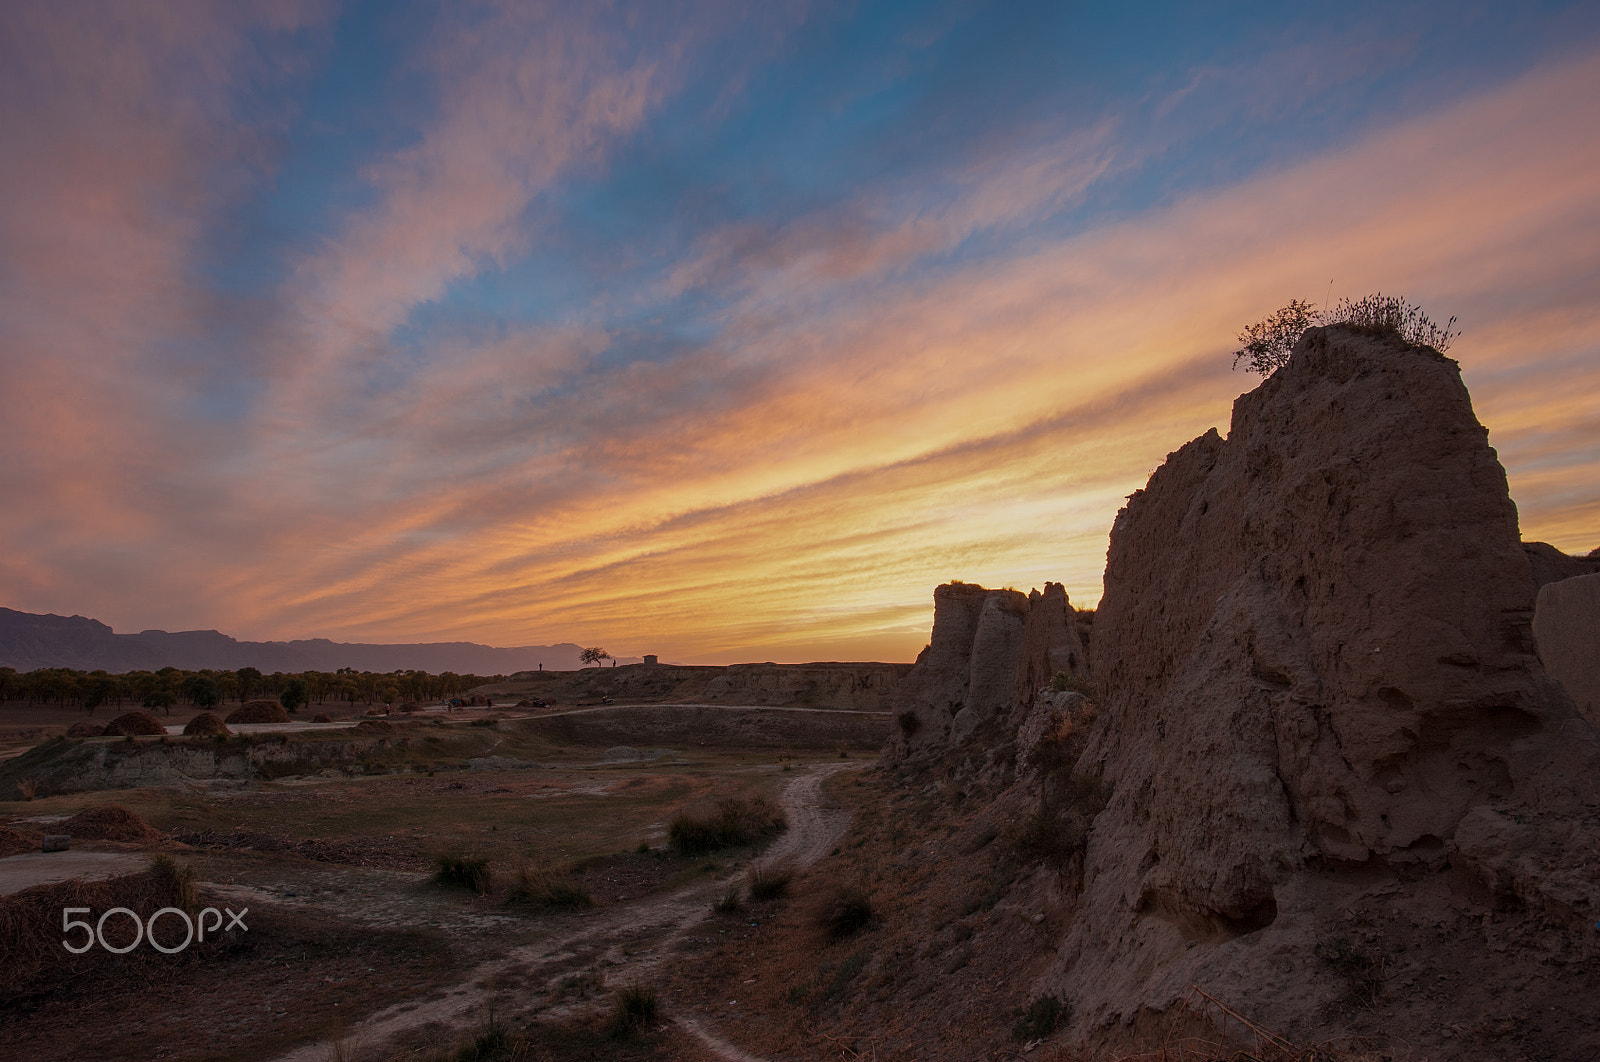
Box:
[0,705,870,1062]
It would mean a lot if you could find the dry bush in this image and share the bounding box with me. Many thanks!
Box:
[608,983,659,1038]
[1233,299,1319,374]
[712,885,743,914]
[506,858,592,910]
[14,778,37,801]
[432,854,492,895]
[819,884,875,939]
[1234,293,1458,377]
[668,794,786,856]
[748,861,794,902]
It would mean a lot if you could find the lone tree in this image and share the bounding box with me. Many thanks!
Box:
[280,677,309,714]
[1233,293,1458,376]
[580,647,611,668]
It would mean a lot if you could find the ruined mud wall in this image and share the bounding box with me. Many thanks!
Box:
[886,581,1089,759]
[1044,325,1600,1050]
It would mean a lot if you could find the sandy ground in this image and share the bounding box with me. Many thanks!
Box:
[0,850,150,896]
[269,760,862,1062]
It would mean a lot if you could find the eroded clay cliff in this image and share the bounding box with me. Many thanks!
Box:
[1045,325,1600,1053]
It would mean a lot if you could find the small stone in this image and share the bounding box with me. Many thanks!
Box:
[42,834,70,852]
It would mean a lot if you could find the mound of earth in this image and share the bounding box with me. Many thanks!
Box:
[226,700,289,724]
[101,711,166,736]
[0,826,40,857]
[311,713,334,723]
[64,721,103,738]
[60,805,162,843]
[355,719,395,733]
[181,712,230,737]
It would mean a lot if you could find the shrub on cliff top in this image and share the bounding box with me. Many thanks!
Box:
[1234,293,1458,375]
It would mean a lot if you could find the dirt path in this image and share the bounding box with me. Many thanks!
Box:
[0,850,151,896]
[270,760,862,1062]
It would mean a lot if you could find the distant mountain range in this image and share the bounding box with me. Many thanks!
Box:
[0,608,638,674]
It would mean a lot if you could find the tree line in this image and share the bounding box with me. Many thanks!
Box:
[0,665,504,714]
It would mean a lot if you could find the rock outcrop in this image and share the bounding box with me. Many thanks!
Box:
[1042,326,1600,1054]
[887,581,1089,759]
[1534,572,1600,728]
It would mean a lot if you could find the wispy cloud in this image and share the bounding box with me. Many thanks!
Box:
[1,8,1596,660]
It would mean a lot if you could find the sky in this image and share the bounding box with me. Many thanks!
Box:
[2,1,1598,664]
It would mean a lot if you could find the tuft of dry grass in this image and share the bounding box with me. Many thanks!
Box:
[609,983,660,1038]
[432,853,492,895]
[14,777,37,801]
[712,885,743,914]
[748,861,793,902]
[668,794,786,856]
[819,884,874,939]
[506,857,592,910]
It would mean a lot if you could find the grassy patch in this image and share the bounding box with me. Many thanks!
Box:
[506,859,592,910]
[667,794,786,856]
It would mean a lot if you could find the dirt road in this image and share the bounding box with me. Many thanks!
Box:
[269,760,863,1062]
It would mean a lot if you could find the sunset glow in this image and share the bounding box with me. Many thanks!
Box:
[3,2,1598,662]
